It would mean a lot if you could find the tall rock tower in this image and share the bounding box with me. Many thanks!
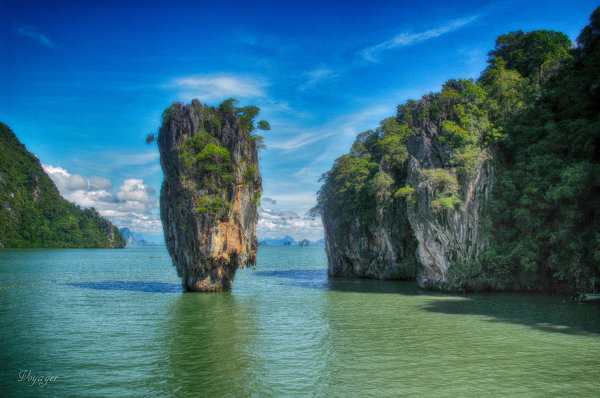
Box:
[158,99,263,292]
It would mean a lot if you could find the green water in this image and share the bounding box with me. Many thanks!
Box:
[0,246,599,397]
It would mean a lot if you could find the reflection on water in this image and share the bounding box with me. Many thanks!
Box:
[1,246,599,397]
[155,294,261,397]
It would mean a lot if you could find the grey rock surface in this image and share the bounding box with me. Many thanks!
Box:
[158,99,261,292]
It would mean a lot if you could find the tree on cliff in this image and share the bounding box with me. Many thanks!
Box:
[487,30,572,82]
[484,7,600,292]
[147,98,270,148]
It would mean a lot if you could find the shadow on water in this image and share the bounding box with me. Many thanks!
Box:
[423,292,600,336]
[253,269,327,280]
[254,269,600,335]
[64,281,183,293]
[253,268,425,295]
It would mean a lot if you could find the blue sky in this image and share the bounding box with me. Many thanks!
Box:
[1,0,597,240]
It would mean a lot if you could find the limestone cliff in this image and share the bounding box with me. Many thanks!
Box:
[318,80,494,290]
[323,188,418,281]
[158,99,262,292]
[403,100,494,289]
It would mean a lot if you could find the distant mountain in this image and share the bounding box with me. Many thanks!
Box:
[298,238,325,247]
[258,236,325,247]
[0,122,125,248]
[118,227,164,246]
[258,235,297,246]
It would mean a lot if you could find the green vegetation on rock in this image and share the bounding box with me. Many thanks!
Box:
[419,169,461,211]
[479,8,600,292]
[163,98,267,216]
[0,123,125,248]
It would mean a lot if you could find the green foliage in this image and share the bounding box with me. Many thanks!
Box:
[243,165,257,183]
[196,195,227,214]
[179,130,233,214]
[484,9,600,292]
[316,79,491,222]
[219,98,239,114]
[395,185,416,203]
[315,152,378,224]
[145,134,155,144]
[451,146,485,178]
[162,99,264,217]
[369,170,394,204]
[162,102,182,124]
[252,191,261,207]
[180,130,233,183]
[217,98,269,148]
[237,105,260,132]
[257,120,271,131]
[419,169,461,211]
[479,58,530,120]
[439,120,476,148]
[0,123,125,248]
[487,30,573,81]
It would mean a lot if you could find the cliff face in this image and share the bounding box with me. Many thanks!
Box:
[158,99,262,292]
[403,110,494,289]
[0,122,125,248]
[323,194,418,280]
[319,81,494,290]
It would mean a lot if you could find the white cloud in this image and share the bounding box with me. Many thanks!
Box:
[258,208,323,241]
[262,197,277,205]
[116,178,156,203]
[13,23,55,48]
[42,164,162,234]
[42,165,113,192]
[171,75,266,103]
[359,16,478,62]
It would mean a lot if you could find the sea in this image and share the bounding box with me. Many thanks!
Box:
[1,246,599,397]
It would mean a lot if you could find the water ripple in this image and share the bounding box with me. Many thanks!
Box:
[64,281,183,293]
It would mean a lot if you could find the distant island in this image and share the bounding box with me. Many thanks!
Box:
[0,122,125,248]
[118,227,164,247]
[258,235,325,247]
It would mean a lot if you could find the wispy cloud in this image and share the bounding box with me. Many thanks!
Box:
[13,23,55,48]
[110,151,159,166]
[298,68,337,91]
[359,16,478,62]
[268,103,392,152]
[171,75,266,103]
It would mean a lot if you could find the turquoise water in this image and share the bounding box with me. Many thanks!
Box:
[1,246,599,397]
